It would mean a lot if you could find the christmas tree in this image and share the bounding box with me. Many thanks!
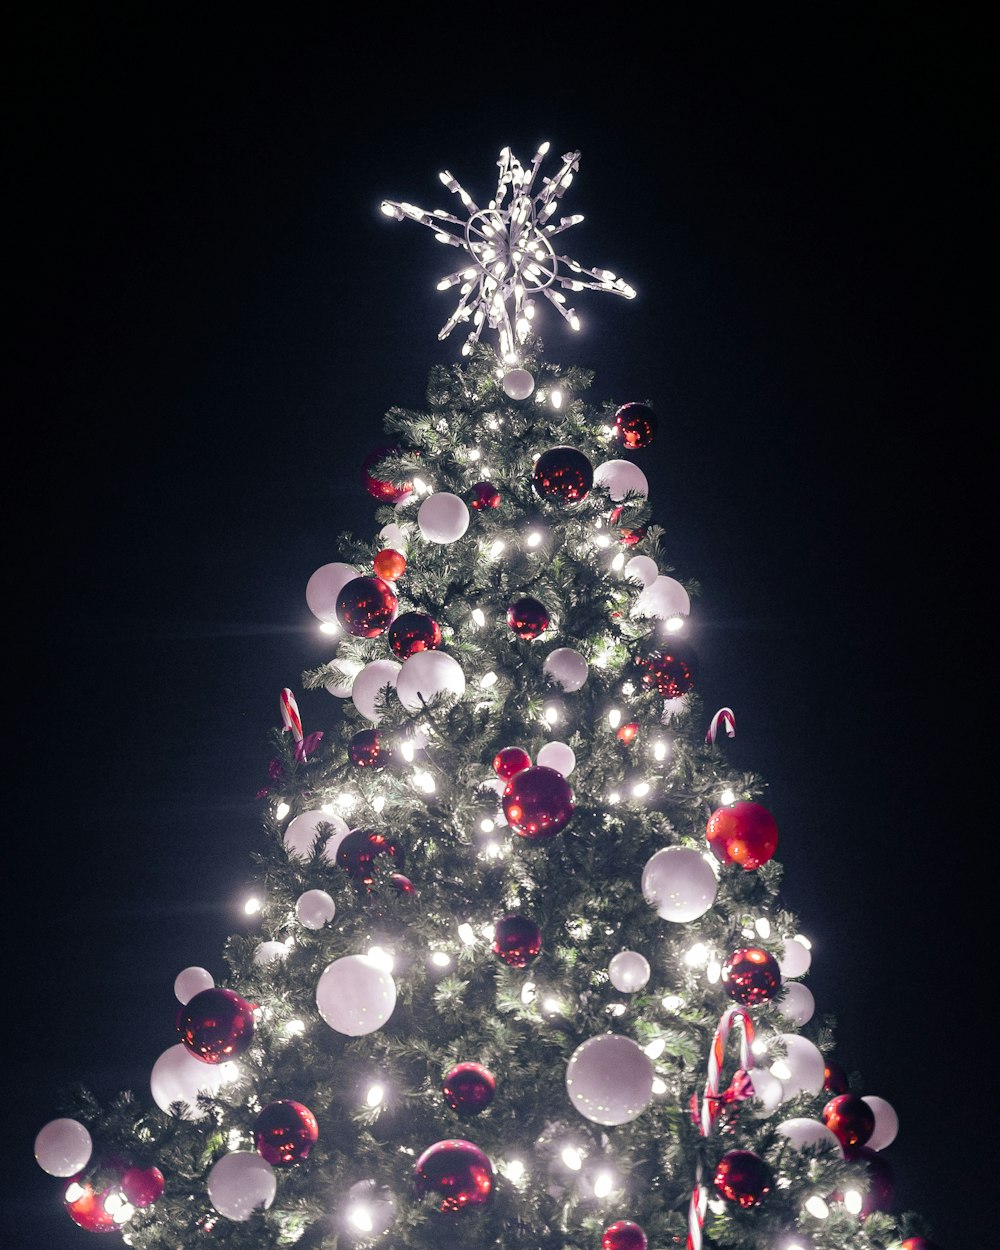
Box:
[32,143,943,1250]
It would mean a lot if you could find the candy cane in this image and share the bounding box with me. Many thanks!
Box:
[687,1005,756,1250]
[279,688,303,745]
[705,707,736,744]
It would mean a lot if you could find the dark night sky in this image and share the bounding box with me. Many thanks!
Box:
[8,10,992,1249]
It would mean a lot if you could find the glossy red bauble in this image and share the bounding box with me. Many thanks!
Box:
[712,1149,773,1208]
[705,800,778,871]
[442,1063,496,1115]
[63,1180,119,1233]
[640,646,696,699]
[492,914,543,968]
[493,746,531,780]
[388,611,442,658]
[120,1165,164,1207]
[506,596,550,640]
[253,1100,319,1166]
[613,402,657,449]
[349,728,389,768]
[469,481,501,510]
[336,829,404,888]
[362,444,412,503]
[822,1093,876,1149]
[502,765,574,839]
[177,987,255,1063]
[336,576,398,638]
[823,1059,849,1093]
[413,1139,494,1212]
[532,446,594,504]
[721,947,782,1006]
[373,548,406,581]
[602,1220,648,1250]
[841,1145,895,1217]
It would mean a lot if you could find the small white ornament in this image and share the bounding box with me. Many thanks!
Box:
[623,555,658,587]
[174,966,214,1004]
[641,846,718,922]
[396,650,465,712]
[34,1118,93,1177]
[305,562,357,623]
[418,492,470,543]
[777,980,815,1025]
[542,647,589,692]
[502,368,535,399]
[862,1096,899,1150]
[536,740,575,776]
[608,950,651,993]
[593,459,649,501]
[778,936,812,978]
[296,889,336,930]
[771,1033,826,1100]
[207,1152,276,1221]
[379,522,409,552]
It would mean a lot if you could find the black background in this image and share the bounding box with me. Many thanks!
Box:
[8,9,991,1249]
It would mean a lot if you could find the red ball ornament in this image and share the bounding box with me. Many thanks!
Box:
[390,871,417,895]
[336,575,398,638]
[506,596,550,640]
[469,481,501,511]
[823,1059,850,1094]
[841,1145,895,1216]
[388,611,442,658]
[64,1180,119,1233]
[442,1063,496,1115]
[177,987,255,1064]
[493,746,531,780]
[349,728,389,768]
[706,800,779,871]
[712,1149,773,1208]
[492,914,543,968]
[822,1093,876,1149]
[373,548,406,581]
[532,446,594,504]
[616,722,639,744]
[362,444,412,503]
[413,1139,494,1212]
[602,1220,648,1250]
[613,402,657,449]
[253,1100,319,1166]
[336,828,404,888]
[120,1165,164,1207]
[502,765,574,839]
[901,1240,945,1250]
[721,947,782,1006]
[640,645,697,699]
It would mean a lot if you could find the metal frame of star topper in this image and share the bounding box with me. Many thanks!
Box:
[381,142,636,364]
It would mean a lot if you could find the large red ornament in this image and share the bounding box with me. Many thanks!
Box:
[712,1149,773,1208]
[492,914,542,968]
[413,1139,494,1212]
[373,548,406,581]
[822,1093,876,1149]
[841,1145,895,1216]
[349,728,389,768]
[705,800,778,871]
[721,947,782,1006]
[388,611,442,658]
[442,1063,496,1115]
[613,402,657,449]
[336,576,397,638]
[336,829,404,888]
[177,987,255,1064]
[532,446,594,504]
[493,746,531,780]
[640,645,697,699]
[602,1220,648,1250]
[120,1165,164,1207]
[64,1180,119,1233]
[253,1100,319,1166]
[469,481,501,511]
[502,765,574,838]
[362,444,412,503]
[506,596,550,640]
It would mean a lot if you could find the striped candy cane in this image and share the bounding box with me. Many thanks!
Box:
[687,1005,756,1250]
[279,688,303,746]
[705,707,736,744]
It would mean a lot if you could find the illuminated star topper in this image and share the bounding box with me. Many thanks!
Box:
[381,142,636,363]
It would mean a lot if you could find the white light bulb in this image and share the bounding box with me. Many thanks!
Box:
[608,708,622,728]
[645,1038,666,1059]
[686,943,710,966]
[372,795,385,813]
[755,916,772,938]
[431,951,451,968]
[284,1019,305,1037]
[662,994,683,1010]
[843,1190,863,1215]
[490,540,505,558]
[632,781,650,798]
[274,801,290,821]
[611,552,625,570]
[804,1196,830,1219]
[472,608,487,627]
[366,1083,385,1108]
[593,1170,614,1198]
[458,923,476,945]
[348,1204,374,1232]
[561,1146,583,1170]
[367,946,394,973]
[651,1077,667,1094]
[527,531,543,547]
[505,1159,526,1183]
[479,670,497,687]
[720,787,736,805]
[244,896,261,915]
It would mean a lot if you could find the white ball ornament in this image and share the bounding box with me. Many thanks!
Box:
[593,459,649,502]
[642,846,718,922]
[296,889,336,930]
[150,1043,224,1116]
[566,1033,654,1125]
[746,1066,784,1112]
[379,522,409,552]
[396,650,465,712]
[631,574,690,620]
[624,555,658,587]
[776,1117,843,1155]
[351,659,402,723]
[324,660,360,698]
[316,954,397,1036]
[284,809,350,863]
[536,740,576,776]
[778,981,815,1025]
[862,1096,899,1150]
[305,562,357,623]
[502,368,535,399]
[608,951,651,993]
[771,1033,826,1100]
[418,492,470,543]
[253,941,288,966]
[778,936,812,978]
[207,1151,277,1221]
[34,1118,93,1177]
[174,966,214,1004]
[542,647,589,692]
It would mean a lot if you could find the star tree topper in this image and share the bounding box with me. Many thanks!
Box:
[381,142,636,363]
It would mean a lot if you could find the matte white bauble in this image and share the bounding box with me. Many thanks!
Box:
[771,1033,826,1100]
[305,562,357,623]
[396,650,465,712]
[593,459,649,501]
[543,647,589,692]
[253,941,288,966]
[862,1096,899,1150]
[418,492,470,543]
[746,1067,784,1112]
[351,659,402,723]
[296,889,336,930]
[566,1033,654,1125]
[379,522,409,552]
[624,555,658,587]
[536,740,576,777]
[779,936,812,978]
[316,955,397,1036]
[34,1118,93,1177]
[502,368,535,399]
[207,1152,276,1221]
[284,809,350,863]
[776,1117,843,1155]
[174,966,214,1004]
[641,846,718,922]
[778,981,815,1025]
[324,660,360,698]
[608,950,651,993]
[631,575,690,619]
[150,1043,224,1116]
